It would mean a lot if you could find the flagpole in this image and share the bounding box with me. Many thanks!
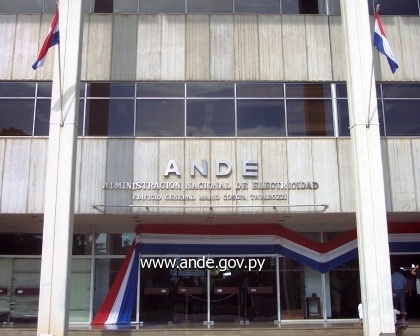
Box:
[56,2,64,126]
[366,4,381,127]
[57,42,64,126]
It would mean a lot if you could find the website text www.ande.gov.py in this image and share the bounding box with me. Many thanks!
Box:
[140,257,265,272]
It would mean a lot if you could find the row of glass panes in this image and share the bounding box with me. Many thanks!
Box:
[1,0,419,15]
[2,81,420,99]
[1,82,420,138]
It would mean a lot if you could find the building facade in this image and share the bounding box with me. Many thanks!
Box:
[1,0,420,329]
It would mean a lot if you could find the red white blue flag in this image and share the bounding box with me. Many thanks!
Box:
[373,10,398,74]
[32,10,59,70]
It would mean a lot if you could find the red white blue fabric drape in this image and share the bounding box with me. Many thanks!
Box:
[92,223,420,325]
[92,236,140,325]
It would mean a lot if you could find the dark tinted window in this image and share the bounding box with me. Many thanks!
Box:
[137,83,184,97]
[188,0,233,13]
[93,0,113,13]
[287,99,334,136]
[337,98,385,137]
[0,83,36,97]
[0,99,34,136]
[237,100,285,137]
[79,100,85,136]
[282,0,325,14]
[236,83,283,98]
[113,0,138,13]
[337,99,350,136]
[87,83,135,97]
[37,82,53,97]
[287,84,331,98]
[235,0,280,14]
[187,99,235,136]
[0,234,42,255]
[136,99,184,136]
[85,99,134,136]
[336,84,347,98]
[383,100,420,136]
[44,0,58,13]
[0,0,42,13]
[382,84,420,99]
[328,0,341,15]
[139,0,184,13]
[367,0,419,15]
[34,99,51,136]
[187,82,234,98]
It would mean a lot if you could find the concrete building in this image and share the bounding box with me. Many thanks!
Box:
[0,0,420,335]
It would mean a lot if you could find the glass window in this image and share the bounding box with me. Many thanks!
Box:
[367,0,419,15]
[139,0,185,13]
[137,83,184,97]
[0,99,34,136]
[328,258,360,318]
[187,99,235,136]
[377,99,385,136]
[282,0,325,14]
[335,84,347,98]
[337,99,350,136]
[0,0,42,13]
[383,100,420,136]
[279,257,306,319]
[87,82,135,98]
[94,233,135,255]
[0,82,36,97]
[37,82,52,97]
[80,83,87,97]
[79,99,85,136]
[337,99,385,136]
[187,82,234,98]
[382,84,420,99]
[110,83,135,98]
[44,0,58,13]
[287,83,331,98]
[236,83,284,98]
[34,99,51,136]
[0,234,42,255]
[85,99,134,136]
[93,0,113,13]
[83,0,92,13]
[237,100,286,137]
[287,99,334,136]
[87,82,110,97]
[136,99,184,136]
[140,257,179,323]
[235,0,280,14]
[69,259,91,322]
[113,0,138,13]
[73,234,93,255]
[188,0,233,13]
[328,0,341,15]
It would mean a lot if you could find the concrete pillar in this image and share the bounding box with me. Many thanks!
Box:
[340,1,395,335]
[37,1,83,335]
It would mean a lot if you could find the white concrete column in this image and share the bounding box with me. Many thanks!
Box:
[340,1,395,335]
[37,1,83,336]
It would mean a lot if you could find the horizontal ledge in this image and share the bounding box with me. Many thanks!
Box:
[92,203,329,213]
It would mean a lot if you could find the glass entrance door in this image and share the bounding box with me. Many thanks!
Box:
[210,256,277,322]
[139,257,207,324]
